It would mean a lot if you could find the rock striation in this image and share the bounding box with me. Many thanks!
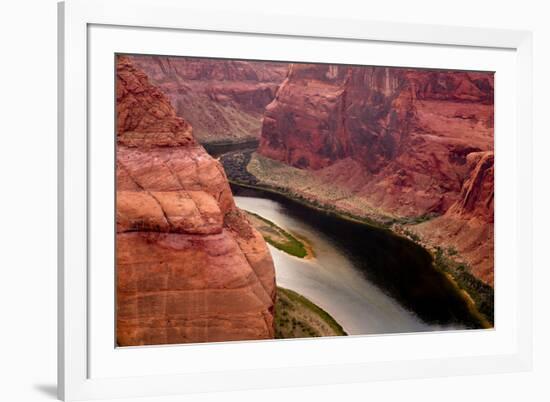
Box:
[415,151,494,284]
[128,55,288,143]
[116,56,276,346]
[257,63,494,284]
[259,64,416,172]
[406,70,494,104]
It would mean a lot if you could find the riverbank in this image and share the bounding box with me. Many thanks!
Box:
[222,150,493,327]
[392,227,494,326]
[275,287,347,338]
[433,247,494,326]
[221,150,390,229]
[244,211,312,259]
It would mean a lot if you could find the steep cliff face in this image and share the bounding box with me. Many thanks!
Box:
[406,70,494,104]
[415,151,494,284]
[128,55,288,143]
[258,63,493,216]
[447,151,494,222]
[259,64,414,172]
[116,56,276,346]
[257,63,494,283]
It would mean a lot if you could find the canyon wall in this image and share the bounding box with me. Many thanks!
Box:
[415,151,494,284]
[116,56,276,346]
[258,63,494,284]
[259,64,415,172]
[129,55,288,143]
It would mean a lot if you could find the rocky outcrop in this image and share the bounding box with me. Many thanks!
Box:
[116,56,276,346]
[129,55,288,143]
[405,70,494,104]
[447,151,494,222]
[259,64,414,172]
[257,63,494,283]
[415,151,494,284]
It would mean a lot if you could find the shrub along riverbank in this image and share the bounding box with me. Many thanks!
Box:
[244,210,310,258]
[275,287,347,338]
[433,247,494,326]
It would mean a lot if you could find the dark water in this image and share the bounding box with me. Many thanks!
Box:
[232,184,483,330]
[202,139,259,158]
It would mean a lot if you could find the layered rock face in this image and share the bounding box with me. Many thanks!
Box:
[259,64,415,172]
[116,56,276,346]
[129,55,288,143]
[406,70,494,104]
[415,151,494,284]
[258,63,494,284]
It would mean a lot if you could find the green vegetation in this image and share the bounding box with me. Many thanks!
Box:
[433,246,494,325]
[403,228,421,242]
[245,211,308,258]
[447,246,458,256]
[275,287,347,338]
[388,213,439,226]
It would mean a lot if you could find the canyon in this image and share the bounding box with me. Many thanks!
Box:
[256,63,494,286]
[116,54,495,343]
[116,56,277,346]
[129,55,288,144]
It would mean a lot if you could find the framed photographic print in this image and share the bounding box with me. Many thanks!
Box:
[58,0,533,400]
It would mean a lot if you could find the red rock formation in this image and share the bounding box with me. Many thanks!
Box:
[258,63,494,283]
[406,70,494,104]
[415,151,494,285]
[116,56,276,346]
[447,151,494,223]
[128,55,289,142]
[116,59,193,147]
[259,64,493,215]
[259,64,414,171]
[129,56,286,82]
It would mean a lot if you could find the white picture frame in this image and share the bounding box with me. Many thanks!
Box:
[58,0,533,400]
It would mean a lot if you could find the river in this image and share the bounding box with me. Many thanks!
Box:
[232,185,482,335]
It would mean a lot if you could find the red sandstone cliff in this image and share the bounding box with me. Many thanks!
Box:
[406,70,494,104]
[129,55,288,143]
[259,64,415,172]
[415,151,494,284]
[116,56,276,346]
[257,63,494,284]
